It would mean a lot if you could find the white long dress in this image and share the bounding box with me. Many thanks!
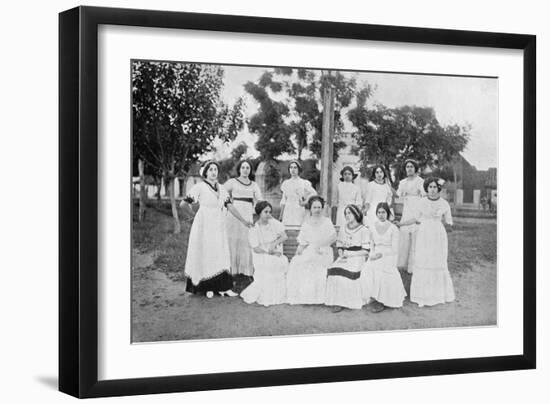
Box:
[410,197,455,306]
[325,224,370,309]
[280,177,317,226]
[240,218,288,306]
[361,222,406,308]
[335,181,363,227]
[363,180,393,227]
[396,175,425,272]
[224,178,262,276]
[286,217,336,304]
[182,181,233,294]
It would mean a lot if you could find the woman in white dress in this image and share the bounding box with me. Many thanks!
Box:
[335,166,363,227]
[240,201,289,306]
[363,165,393,227]
[396,159,425,272]
[361,202,407,313]
[224,160,263,278]
[402,178,455,307]
[279,160,317,226]
[286,196,337,305]
[325,204,370,312]
[180,161,253,298]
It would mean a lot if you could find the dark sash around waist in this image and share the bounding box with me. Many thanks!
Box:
[327,267,361,280]
[233,197,254,204]
[341,246,363,251]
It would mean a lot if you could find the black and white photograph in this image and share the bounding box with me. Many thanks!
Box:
[131,60,497,342]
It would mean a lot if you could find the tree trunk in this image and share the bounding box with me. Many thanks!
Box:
[168,175,181,234]
[138,159,146,222]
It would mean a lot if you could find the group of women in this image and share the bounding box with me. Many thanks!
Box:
[180,158,455,312]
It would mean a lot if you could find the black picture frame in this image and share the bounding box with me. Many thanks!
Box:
[59,5,536,399]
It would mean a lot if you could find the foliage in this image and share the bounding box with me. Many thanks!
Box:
[348,102,470,186]
[245,68,373,162]
[132,61,244,181]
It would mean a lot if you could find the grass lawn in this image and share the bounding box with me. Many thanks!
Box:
[131,203,497,342]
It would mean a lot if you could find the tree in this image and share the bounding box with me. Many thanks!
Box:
[348,102,470,187]
[132,61,244,233]
[244,68,371,162]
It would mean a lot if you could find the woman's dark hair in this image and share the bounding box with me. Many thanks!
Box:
[344,204,363,224]
[201,161,220,179]
[287,160,303,175]
[255,200,273,216]
[402,159,419,173]
[306,195,325,210]
[370,164,388,181]
[339,166,358,182]
[234,159,255,181]
[423,177,442,193]
[375,202,392,219]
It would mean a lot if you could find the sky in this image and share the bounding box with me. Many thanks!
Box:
[218,65,498,170]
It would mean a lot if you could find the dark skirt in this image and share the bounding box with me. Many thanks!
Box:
[185,270,233,295]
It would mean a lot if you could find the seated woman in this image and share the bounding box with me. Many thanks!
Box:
[286,196,337,305]
[240,201,289,306]
[361,202,407,312]
[325,204,370,312]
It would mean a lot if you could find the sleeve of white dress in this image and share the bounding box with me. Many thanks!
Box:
[417,177,427,197]
[253,182,263,202]
[361,226,371,250]
[336,227,345,248]
[296,222,309,246]
[248,226,260,249]
[224,178,234,196]
[414,199,426,222]
[443,200,454,225]
[219,185,232,208]
[181,182,201,206]
[280,180,288,206]
[389,225,400,256]
[304,179,317,196]
[397,179,405,198]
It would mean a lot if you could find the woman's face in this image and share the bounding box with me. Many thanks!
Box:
[310,201,323,216]
[206,164,218,181]
[343,170,353,182]
[239,162,251,178]
[405,162,416,176]
[289,163,299,177]
[344,208,357,224]
[259,206,272,222]
[427,182,439,197]
[375,167,385,181]
[377,207,388,222]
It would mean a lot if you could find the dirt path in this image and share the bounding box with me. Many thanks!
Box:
[131,250,496,342]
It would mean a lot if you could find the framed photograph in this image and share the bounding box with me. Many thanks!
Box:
[59,5,536,398]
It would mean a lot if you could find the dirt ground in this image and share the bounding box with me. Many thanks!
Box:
[131,210,497,342]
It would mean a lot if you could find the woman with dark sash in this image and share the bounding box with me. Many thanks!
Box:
[361,202,406,313]
[180,161,253,298]
[224,160,263,279]
[325,204,370,312]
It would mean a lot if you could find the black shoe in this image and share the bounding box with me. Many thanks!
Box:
[370,302,385,313]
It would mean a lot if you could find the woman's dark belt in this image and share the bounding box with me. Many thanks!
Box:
[326,267,361,280]
[232,197,254,204]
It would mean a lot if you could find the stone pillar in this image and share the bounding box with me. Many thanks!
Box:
[456,189,464,205]
[473,189,481,206]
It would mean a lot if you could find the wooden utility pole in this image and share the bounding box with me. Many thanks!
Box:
[320,70,335,218]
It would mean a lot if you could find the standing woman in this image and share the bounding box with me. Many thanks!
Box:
[363,164,393,227]
[325,204,370,312]
[396,159,425,272]
[405,178,455,307]
[361,202,406,313]
[180,161,253,298]
[335,166,363,227]
[286,196,337,305]
[224,160,263,279]
[279,160,317,226]
[240,201,289,306]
